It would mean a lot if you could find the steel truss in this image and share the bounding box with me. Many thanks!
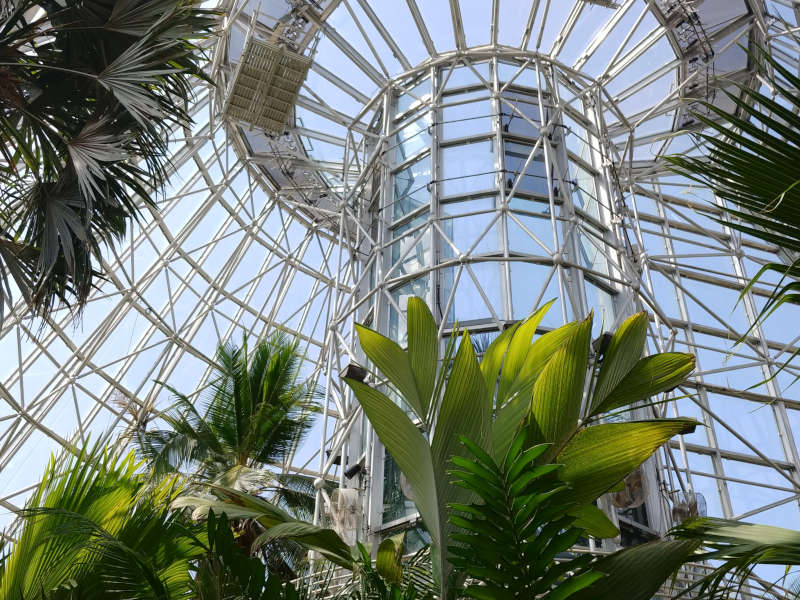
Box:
[0,3,797,594]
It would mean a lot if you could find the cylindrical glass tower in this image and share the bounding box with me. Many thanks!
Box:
[329,52,670,547]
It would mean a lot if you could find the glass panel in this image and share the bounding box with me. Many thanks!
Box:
[572,164,598,213]
[509,262,566,325]
[393,157,430,219]
[396,77,430,115]
[440,203,499,257]
[497,62,540,88]
[389,212,430,276]
[383,450,417,523]
[504,142,549,196]
[442,91,493,139]
[443,62,491,89]
[394,112,432,164]
[501,91,541,138]
[440,262,501,325]
[507,211,554,255]
[388,276,430,344]
[584,279,616,335]
[441,141,495,196]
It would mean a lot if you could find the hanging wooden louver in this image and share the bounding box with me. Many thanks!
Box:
[224,36,312,135]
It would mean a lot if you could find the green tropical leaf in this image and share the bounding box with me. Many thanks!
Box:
[571,539,700,600]
[407,297,438,421]
[251,521,353,569]
[589,312,648,415]
[480,323,519,397]
[530,315,592,448]
[589,353,695,418]
[376,534,405,585]
[448,432,601,600]
[344,378,440,547]
[355,324,424,420]
[671,517,800,598]
[496,300,555,404]
[555,419,699,504]
[567,504,619,540]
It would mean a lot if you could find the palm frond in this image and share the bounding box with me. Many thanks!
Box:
[0,442,205,599]
[666,42,800,365]
[671,517,800,600]
[0,0,218,323]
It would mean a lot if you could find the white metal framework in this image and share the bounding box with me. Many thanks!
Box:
[0,1,799,591]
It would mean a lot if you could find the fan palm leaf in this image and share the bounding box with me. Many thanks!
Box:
[0,442,205,599]
[0,0,217,323]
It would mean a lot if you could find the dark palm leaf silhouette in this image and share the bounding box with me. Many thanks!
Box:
[0,0,216,323]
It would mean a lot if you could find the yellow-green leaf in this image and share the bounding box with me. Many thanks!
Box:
[355,324,424,420]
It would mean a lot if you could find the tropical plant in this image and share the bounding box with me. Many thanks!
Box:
[343,297,697,597]
[0,0,216,322]
[666,43,800,360]
[135,333,326,578]
[174,483,355,572]
[448,432,604,600]
[579,517,800,600]
[191,509,321,600]
[340,536,435,600]
[136,333,318,507]
[0,443,206,599]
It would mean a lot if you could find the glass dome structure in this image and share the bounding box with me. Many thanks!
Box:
[1,0,799,583]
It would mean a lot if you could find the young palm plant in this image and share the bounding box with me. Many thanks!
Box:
[0,0,216,322]
[0,443,206,599]
[135,333,320,577]
[344,297,697,598]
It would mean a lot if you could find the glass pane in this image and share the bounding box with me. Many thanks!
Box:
[390,213,430,276]
[394,112,432,164]
[440,212,499,257]
[393,157,430,219]
[504,142,549,196]
[501,91,541,138]
[442,92,493,139]
[509,262,566,325]
[441,141,495,196]
[572,164,598,213]
[507,211,554,255]
[396,77,430,115]
[388,277,430,344]
[440,263,501,325]
[383,450,417,523]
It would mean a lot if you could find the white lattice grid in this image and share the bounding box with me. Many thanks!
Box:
[0,7,797,595]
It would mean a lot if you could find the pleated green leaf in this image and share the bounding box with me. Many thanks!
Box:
[344,378,440,546]
[530,315,592,448]
[570,539,700,600]
[496,300,555,405]
[252,521,354,569]
[432,331,490,582]
[492,393,530,461]
[480,322,519,398]
[407,297,438,421]
[567,504,619,540]
[355,324,424,420]
[556,419,699,504]
[504,321,581,412]
[375,535,405,585]
[590,352,695,418]
[588,312,648,416]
